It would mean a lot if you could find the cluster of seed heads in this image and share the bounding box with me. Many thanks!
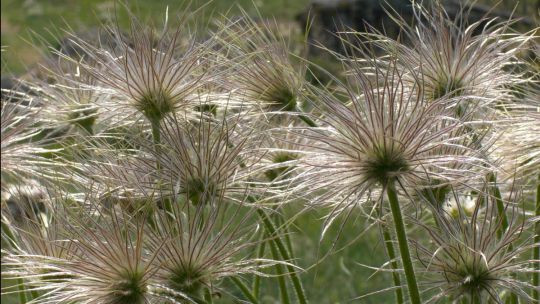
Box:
[1,1,538,304]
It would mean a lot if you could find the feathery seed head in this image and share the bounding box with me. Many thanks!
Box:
[1,97,67,187]
[167,263,206,295]
[291,55,492,232]
[216,15,306,115]
[494,111,540,185]
[300,57,463,193]
[363,143,410,184]
[1,193,77,297]
[365,1,534,118]
[430,74,464,101]
[68,13,211,125]
[149,191,277,301]
[492,47,540,185]
[50,203,156,304]
[155,111,258,206]
[82,103,260,207]
[31,61,104,135]
[1,185,160,303]
[416,187,537,302]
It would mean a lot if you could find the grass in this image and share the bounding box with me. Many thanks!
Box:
[1,0,309,74]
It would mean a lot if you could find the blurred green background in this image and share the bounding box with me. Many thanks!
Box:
[1,0,310,74]
[1,0,537,303]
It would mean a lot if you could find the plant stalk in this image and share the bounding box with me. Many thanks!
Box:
[386,179,421,304]
[257,209,307,304]
[490,175,518,304]
[204,287,213,304]
[150,118,162,172]
[252,233,267,299]
[489,174,509,237]
[232,277,259,304]
[17,279,27,304]
[381,221,404,304]
[298,114,317,128]
[268,234,290,304]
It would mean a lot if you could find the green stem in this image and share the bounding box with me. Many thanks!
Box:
[471,292,482,304]
[386,180,421,304]
[298,114,317,128]
[272,210,294,256]
[188,295,207,304]
[77,119,94,135]
[257,209,307,304]
[533,174,540,302]
[17,279,27,304]
[204,288,213,304]
[252,233,267,299]
[381,220,404,304]
[29,289,39,301]
[268,234,290,304]
[231,277,259,304]
[1,222,27,303]
[1,221,18,248]
[490,175,518,304]
[151,119,161,144]
[489,174,509,237]
[150,118,162,172]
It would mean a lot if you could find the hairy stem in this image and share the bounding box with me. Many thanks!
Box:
[17,279,27,304]
[150,118,162,172]
[380,218,404,304]
[1,222,28,303]
[29,289,39,301]
[257,209,307,304]
[489,174,509,237]
[298,114,317,128]
[272,210,294,257]
[471,292,482,304]
[204,288,213,304]
[268,233,290,304]
[1,221,18,248]
[490,175,518,304]
[252,233,267,299]
[386,180,421,304]
[232,277,259,304]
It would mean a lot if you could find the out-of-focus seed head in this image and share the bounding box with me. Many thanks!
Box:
[492,45,540,186]
[1,180,47,224]
[443,193,476,219]
[362,1,534,119]
[215,14,306,116]
[251,119,308,184]
[30,61,104,135]
[1,96,68,187]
